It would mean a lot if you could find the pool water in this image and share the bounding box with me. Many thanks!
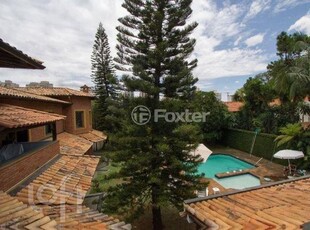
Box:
[198,154,260,189]
[214,174,261,189]
[198,154,254,178]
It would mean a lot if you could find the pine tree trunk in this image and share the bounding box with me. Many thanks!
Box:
[152,186,163,230]
[152,203,163,230]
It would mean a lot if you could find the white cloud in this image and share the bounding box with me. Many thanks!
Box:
[244,34,265,47]
[0,0,269,88]
[288,13,310,35]
[0,0,126,88]
[190,1,268,80]
[234,36,243,46]
[274,0,310,13]
[244,0,271,21]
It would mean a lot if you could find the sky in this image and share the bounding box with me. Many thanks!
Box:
[0,0,310,96]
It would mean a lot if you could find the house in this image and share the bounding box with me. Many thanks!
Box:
[184,176,310,229]
[0,39,130,229]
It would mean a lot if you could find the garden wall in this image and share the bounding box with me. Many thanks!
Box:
[221,128,285,164]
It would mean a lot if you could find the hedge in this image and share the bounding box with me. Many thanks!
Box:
[221,128,285,165]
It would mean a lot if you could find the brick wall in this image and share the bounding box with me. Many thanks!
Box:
[62,96,92,135]
[0,141,59,192]
[29,126,45,142]
[0,96,93,136]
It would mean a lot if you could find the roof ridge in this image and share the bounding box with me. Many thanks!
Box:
[184,174,310,204]
[1,86,71,104]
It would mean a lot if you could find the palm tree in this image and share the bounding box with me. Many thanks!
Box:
[287,41,310,100]
[275,123,303,148]
[275,123,310,163]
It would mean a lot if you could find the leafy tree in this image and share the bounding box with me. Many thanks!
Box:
[275,123,310,168]
[288,41,310,99]
[268,32,310,101]
[191,91,230,143]
[103,1,205,229]
[91,22,120,132]
[275,123,304,148]
[234,76,276,132]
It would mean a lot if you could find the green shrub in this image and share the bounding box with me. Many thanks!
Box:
[221,128,286,165]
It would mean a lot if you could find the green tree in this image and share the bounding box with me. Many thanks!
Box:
[191,91,230,143]
[234,76,276,132]
[275,123,310,168]
[288,41,310,99]
[91,22,120,132]
[268,32,310,101]
[275,123,304,148]
[103,1,205,229]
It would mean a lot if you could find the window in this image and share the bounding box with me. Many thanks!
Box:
[75,111,85,128]
[45,124,53,136]
[89,110,92,127]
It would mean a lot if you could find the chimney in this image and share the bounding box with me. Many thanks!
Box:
[80,84,90,93]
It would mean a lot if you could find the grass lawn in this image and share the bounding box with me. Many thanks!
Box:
[91,162,123,193]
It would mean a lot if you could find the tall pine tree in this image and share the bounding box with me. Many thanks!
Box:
[103,1,205,229]
[91,22,120,132]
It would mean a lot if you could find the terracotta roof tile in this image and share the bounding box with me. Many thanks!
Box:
[0,191,57,229]
[58,132,93,156]
[16,155,100,205]
[79,130,108,143]
[41,204,131,229]
[0,192,131,229]
[224,101,243,112]
[0,86,71,104]
[18,87,95,98]
[184,176,310,229]
[0,103,65,128]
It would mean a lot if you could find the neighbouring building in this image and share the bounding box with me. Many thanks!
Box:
[0,38,130,229]
[0,80,19,87]
[26,80,53,88]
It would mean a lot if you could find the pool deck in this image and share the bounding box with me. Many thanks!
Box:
[204,146,285,194]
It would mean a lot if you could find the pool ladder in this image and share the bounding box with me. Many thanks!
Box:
[254,157,263,166]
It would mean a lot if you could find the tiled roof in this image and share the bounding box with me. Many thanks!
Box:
[0,192,131,229]
[224,101,243,112]
[0,38,45,69]
[0,86,70,104]
[0,191,57,229]
[184,176,310,229]
[41,205,131,229]
[0,103,65,128]
[79,130,108,143]
[58,132,93,156]
[16,155,99,205]
[18,87,95,98]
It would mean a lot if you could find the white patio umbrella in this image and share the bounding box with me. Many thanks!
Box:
[273,150,304,175]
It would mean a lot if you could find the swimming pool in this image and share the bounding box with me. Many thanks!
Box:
[198,154,261,189]
[198,154,255,178]
[215,173,261,189]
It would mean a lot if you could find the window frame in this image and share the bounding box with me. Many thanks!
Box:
[74,110,86,129]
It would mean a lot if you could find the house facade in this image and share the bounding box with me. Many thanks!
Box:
[0,38,130,229]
